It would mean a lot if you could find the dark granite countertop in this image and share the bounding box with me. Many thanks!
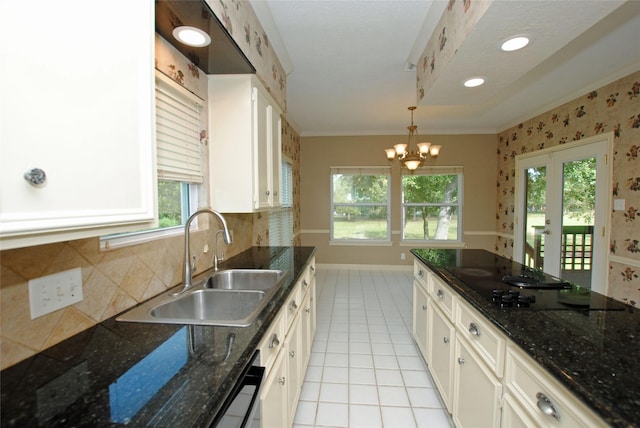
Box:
[1,246,316,427]
[411,248,640,428]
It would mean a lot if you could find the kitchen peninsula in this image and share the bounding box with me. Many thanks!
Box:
[412,248,640,427]
[0,246,315,427]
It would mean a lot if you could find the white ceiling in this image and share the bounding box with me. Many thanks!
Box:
[250,0,640,136]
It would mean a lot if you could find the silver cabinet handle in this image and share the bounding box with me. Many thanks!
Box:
[289,350,295,358]
[303,279,308,287]
[418,269,424,278]
[422,305,427,311]
[443,337,449,344]
[457,357,465,365]
[536,392,560,420]
[310,266,315,272]
[436,289,444,300]
[268,333,280,349]
[24,168,47,186]
[266,190,271,196]
[290,300,298,311]
[305,307,311,314]
[278,376,286,385]
[468,323,480,336]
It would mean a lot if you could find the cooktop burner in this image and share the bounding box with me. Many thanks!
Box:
[444,266,627,311]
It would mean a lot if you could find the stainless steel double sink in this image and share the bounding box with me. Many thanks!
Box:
[117,269,284,327]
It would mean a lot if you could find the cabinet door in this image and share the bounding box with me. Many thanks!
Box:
[286,314,302,427]
[0,0,155,248]
[428,302,455,411]
[412,281,429,359]
[260,349,288,428]
[453,337,502,428]
[254,87,271,209]
[300,281,316,370]
[270,105,282,207]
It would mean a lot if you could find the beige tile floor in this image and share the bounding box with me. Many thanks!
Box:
[293,266,453,428]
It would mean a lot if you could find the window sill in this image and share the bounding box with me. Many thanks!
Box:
[330,240,392,247]
[101,226,185,251]
[399,240,465,248]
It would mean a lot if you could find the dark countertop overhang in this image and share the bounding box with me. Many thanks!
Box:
[1,246,316,427]
[411,248,640,428]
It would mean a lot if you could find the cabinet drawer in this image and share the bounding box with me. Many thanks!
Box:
[284,284,302,334]
[504,345,607,427]
[414,261,428,288]
[259,311,285,373]
[429,274,455,321]
[456,300,505,377]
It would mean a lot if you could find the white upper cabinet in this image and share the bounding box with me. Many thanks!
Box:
[208,75,283,212]
[0,0,156,250]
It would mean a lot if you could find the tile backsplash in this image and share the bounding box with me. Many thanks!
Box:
[0,212,256,370]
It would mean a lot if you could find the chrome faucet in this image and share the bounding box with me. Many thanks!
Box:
[171,208,232,296]
[214,230,226,272]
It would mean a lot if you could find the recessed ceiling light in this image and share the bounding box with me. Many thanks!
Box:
[463,77,485,88]
[172,26,211,47]
[501,36,530,52]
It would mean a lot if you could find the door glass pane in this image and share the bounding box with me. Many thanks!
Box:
[523,166,546,270]
[560,157,596,288]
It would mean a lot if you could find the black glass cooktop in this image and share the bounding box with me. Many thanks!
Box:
[418,249,627,311]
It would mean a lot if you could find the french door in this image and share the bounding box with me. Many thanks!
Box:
[514,135,612,292]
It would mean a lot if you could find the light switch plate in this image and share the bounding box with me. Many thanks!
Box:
[29,268,83,319]
[614,198,626,211]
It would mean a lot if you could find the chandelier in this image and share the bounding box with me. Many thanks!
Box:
[384,106,441,171]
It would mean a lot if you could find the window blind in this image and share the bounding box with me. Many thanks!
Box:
[155,72,204,183]
[270,160,294,246]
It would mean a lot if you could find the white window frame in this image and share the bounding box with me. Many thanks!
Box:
[400,166,464,245]
[330,166,391,245]
[100,71,205,250]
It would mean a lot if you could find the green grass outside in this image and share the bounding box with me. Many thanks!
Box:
[333,216,458,240]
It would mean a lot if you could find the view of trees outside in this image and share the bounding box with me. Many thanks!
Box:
[524,158,596,240]
[157,180,184,228]
[524,158,596,270]
[402,174,459,240]
[332,173,389,239]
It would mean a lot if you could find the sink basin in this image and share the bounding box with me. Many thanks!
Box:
[116,269,284,327]
[204,269,284,291]
[150,289,265,326]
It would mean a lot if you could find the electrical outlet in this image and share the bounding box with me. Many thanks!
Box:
[29,268,83,319]
[401,253,406,260]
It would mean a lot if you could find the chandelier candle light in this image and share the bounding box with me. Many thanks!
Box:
[385,106,441,171]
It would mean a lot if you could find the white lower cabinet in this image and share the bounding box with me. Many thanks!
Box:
[413,280,430,358]
[453,336,503,428]
[427,301,455,411]
[260,349,288,427]
[504,343,607,428]
[259,259,316,428]
[412,258,607,428]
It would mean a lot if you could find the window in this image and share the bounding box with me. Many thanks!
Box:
[270,159,294,246]
[401,167,463,242]
[101,71,204,248]
[331,167,390,242]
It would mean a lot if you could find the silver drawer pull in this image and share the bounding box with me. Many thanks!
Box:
[305,307,311,314]
[268,333,280,349]
[278,376,286,385]
[290,300,298,311]
[436,289,444,300]
[457,357,465,365]
[418,269,424,278]
[310,266,315,272]
[303,279,309,287]
[468,323,480,336]
[536,392,560,420]
[443,337,449,344]
[422,305,427,311]
[289,350,295,358]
